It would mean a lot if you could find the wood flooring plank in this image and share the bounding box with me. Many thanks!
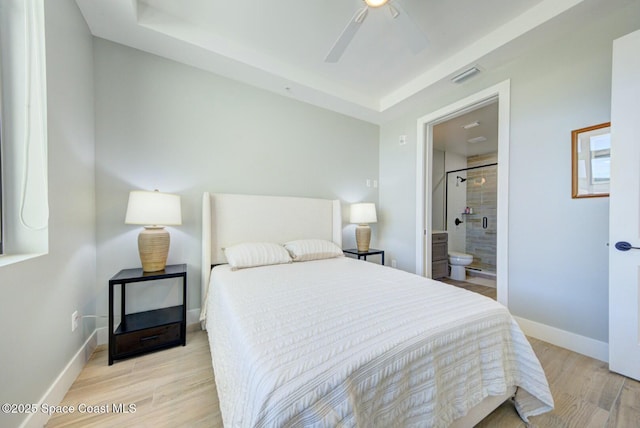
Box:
[474,401,526,427]
[527,338,625,415]
[439,278,497,299]
[526,392,610,428]
[606,378,640,428]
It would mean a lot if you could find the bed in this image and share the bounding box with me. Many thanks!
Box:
[200,192,553,427]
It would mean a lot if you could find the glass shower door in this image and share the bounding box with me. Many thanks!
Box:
[445,163,498,274]
[465,164,497,273]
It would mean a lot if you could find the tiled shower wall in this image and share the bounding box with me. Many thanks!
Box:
[466,153,498,273]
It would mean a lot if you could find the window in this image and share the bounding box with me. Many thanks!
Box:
[0,45,4,255]
[589,134,611,185]
[0,0,49,263]
[571,122,611,198]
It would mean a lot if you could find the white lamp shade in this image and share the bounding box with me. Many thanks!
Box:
[125,190,182,226]
[350,203,377,224]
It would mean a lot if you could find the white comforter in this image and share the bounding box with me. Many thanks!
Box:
[205,257,553,427]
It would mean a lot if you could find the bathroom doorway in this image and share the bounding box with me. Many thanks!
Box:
[415,80,510,306]
[433,102,499,285]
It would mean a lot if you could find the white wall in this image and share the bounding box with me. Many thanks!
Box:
[379,2,640,343]
[0,1,96,427]
[93,39,380,318]
[431,149,466,243]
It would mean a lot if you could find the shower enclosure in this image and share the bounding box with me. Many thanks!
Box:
[445,162,498,274]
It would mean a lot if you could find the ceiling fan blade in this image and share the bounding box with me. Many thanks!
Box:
[324,7,369,63]
[388,2,428,54]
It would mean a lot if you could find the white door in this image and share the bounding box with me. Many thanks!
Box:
[609,29,640,380]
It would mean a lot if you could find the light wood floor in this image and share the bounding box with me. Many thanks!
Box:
[47,283,640,427]
[440,277,498,299]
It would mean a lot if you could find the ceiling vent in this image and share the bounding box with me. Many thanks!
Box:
[467,136,487,144]
[451,66,480,84]
[462,121,480,129]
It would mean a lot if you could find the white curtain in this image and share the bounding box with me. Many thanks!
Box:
[20,0,49,231]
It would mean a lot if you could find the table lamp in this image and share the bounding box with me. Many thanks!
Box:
[125,190,182,272]
[350,202,377,252]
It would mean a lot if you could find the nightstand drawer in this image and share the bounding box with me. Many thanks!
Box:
[115,323,181,355]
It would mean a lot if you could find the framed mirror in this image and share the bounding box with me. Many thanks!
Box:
[572,122,611,198]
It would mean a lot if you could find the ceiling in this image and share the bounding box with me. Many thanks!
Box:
[75,0,619,123]
[433,101,498,157]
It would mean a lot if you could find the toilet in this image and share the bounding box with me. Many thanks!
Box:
[448,251,473,281]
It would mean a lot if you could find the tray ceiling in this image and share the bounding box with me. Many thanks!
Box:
[75,0,619,123]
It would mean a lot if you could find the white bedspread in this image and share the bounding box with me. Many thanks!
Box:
[205,257,553,427]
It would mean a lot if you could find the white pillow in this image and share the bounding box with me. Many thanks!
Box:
[224,242,291,270]
[284,239,344,262]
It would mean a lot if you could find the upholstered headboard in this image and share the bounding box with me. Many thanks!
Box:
[200,192,342,316]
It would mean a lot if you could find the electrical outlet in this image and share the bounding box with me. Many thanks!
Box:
[391,259,397,268]
[71,311,79,332]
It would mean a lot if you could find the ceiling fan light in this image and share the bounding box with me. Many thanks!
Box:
[365,0,389,8]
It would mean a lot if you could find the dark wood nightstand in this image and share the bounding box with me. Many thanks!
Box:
[343,248,385,265]
[108,264,187,365]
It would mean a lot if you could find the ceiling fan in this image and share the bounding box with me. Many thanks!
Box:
[325,0,428,63]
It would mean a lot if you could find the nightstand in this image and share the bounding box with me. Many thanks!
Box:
[343,248,385,265]
[108,264,187,365]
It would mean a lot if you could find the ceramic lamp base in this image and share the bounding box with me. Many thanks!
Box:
[138,227,170,272]
[355,224,371,252]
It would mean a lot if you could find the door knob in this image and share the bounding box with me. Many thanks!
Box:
[615,241,640,251]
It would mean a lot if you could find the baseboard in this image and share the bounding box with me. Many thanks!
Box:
[513,316,608,363]
[97,326,108,346]
[96,308,203,346]
[187,308,201,327]
[20,330,98,428]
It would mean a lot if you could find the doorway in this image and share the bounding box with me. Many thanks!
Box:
[415,80,510,306]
